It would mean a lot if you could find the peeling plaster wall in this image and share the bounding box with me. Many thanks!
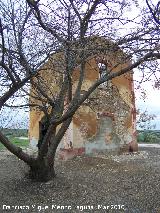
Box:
[29,37,137,156]
[85,116,118,154]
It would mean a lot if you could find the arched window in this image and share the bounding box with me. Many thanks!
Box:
[96,57,112,88]
[98,62,108,78]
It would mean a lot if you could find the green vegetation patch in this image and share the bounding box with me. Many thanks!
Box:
[0,137,29,150]
[0,128,29,150]
[137,130,160,144]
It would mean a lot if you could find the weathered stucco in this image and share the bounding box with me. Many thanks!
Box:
[29,37,137,158]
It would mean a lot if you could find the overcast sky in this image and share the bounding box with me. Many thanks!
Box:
[134,68,160,130]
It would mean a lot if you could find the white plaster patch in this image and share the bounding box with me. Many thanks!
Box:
[30,137,38,150]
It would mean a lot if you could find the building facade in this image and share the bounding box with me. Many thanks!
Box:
[29,37,138,159]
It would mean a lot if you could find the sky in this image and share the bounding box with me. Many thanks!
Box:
[135,88,160,129]
[134,70,160,130]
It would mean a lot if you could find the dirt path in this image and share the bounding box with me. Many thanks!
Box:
[0,147,160,212]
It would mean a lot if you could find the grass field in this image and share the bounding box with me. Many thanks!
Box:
[0,137,29,150]
[0,128,29,150]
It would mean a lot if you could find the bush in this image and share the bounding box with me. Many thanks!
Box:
[137,130,160,143]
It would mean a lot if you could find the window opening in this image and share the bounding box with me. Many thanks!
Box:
[98,63,108,78]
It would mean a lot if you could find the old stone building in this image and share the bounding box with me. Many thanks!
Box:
[29,37,138,159]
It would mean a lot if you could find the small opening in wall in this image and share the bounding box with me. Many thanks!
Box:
[96,112,101,119]
[97,62,112,88]
[96,57,112,88]
[98,63,108,78]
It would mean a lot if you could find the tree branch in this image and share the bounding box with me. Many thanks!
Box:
[26,0,65,43]
[50,51,160,125]
[146,0,160,25]
[0,130,35,165]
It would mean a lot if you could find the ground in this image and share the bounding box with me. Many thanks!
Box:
[0,146,160,212]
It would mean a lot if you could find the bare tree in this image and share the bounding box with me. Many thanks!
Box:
[146,0,160,25]
[137,109,156,130]
[0,0,160,181]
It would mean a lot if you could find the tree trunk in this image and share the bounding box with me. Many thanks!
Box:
[0,130,35,165]
[0,117,72,182]
[29,118,72,182]
[0,130,56,182]
[28,157,56,182]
